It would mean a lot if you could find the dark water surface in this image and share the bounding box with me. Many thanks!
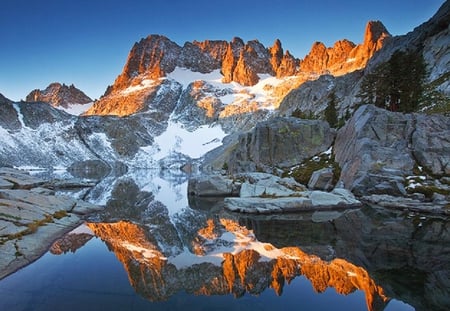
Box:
[0,170,448,311]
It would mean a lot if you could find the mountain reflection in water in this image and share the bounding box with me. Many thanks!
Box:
[85,219,388,310]
[1,169,449,311]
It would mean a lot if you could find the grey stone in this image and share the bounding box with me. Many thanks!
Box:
[0,177,13,189]
[0,168,45,189]
[334,105,416,196]
[335,105,450,196]
[309,190,361,208]
[0,199,50,225]
[0,189,77,214]
[224,197,313,214]
[238,173,305,198]
[187,175,236,197]
[222,117,335,173]
[412,114,450,176]
[0,219,27,236]
[308,168,334,191]
[72,200,104,215]
[311,211,343,223]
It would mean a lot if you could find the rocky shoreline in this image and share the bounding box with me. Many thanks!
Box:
[0,167,102,279]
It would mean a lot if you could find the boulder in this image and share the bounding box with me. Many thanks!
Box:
[187,174,238,197]
[238,172,306,198]
[224,188,361,214]
[224,197,313,214]
[334,105,450,196]
[226,117,335,173]
[308,168,334,191]
[334,105,416,196]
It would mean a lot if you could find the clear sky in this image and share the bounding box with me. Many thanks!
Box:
[0,0,446,101]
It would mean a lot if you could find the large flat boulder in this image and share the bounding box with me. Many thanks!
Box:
[224,188,361,214]
[187,174,238,197]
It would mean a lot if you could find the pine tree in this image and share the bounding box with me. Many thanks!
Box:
[324,91,338,127]
[357,50,426,113]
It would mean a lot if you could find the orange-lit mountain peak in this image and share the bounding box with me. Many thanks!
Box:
[86,219,389,309]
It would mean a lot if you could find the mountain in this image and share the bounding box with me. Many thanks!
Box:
[26,83,93,115]
[0,3,448,176]
[300,21,390,76]
[278,1,449,119]
[84,21,388,118]
[0,93,13,105]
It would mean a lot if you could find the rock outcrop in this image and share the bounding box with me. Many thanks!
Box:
[0,167,102,279]
[207,117,335,173]
[334,104,450,196]
[26,82,92,108]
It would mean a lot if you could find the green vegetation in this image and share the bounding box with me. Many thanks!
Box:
[53,210,68,220]
[291,109,317,120]
[283,149,341,186]
[324,92,338,128]
[419,71,450,115]
[358,50,427,112]
[407,185,450,199]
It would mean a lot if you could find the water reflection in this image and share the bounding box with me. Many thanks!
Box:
[5,168,449,311]
[84,219,388,311]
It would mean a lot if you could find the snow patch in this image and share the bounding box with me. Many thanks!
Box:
[152,121,226,160]
[12,104,32,130]
[167,68,223,88]
[121,79,156,95]
[57,102,94,116]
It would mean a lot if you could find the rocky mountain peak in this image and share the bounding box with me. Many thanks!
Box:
[364,20,390,46]
[86,21,390,116]
[300,20,391,76]
[112,35,181,92]
[0,93,12,105]
[25,82,92,108]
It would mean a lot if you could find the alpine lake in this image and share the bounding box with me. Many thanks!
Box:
[0,168,448,311]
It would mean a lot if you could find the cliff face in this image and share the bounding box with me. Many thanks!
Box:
[300,21,390,75]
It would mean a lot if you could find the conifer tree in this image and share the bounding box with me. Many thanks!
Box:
[358,50,426,112]
[324,91,338,127]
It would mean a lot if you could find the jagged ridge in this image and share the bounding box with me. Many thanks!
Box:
[85,21,390,117]
[26,82,92,109]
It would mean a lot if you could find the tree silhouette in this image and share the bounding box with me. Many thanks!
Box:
[358,50,426,112]
[324,91,338,127]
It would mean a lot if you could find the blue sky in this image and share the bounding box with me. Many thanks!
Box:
[0,0,445,101]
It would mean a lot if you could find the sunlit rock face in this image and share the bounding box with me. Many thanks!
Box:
[300,21,390,76]
[85,20,387,118]
[86,219,388,310]
[25,82,92,109]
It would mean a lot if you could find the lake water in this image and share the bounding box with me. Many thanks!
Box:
[0,169,448,311]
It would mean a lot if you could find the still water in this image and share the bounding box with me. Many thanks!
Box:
[0,170,448,311]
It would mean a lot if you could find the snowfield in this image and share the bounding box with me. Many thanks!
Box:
[151,120,226,161]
